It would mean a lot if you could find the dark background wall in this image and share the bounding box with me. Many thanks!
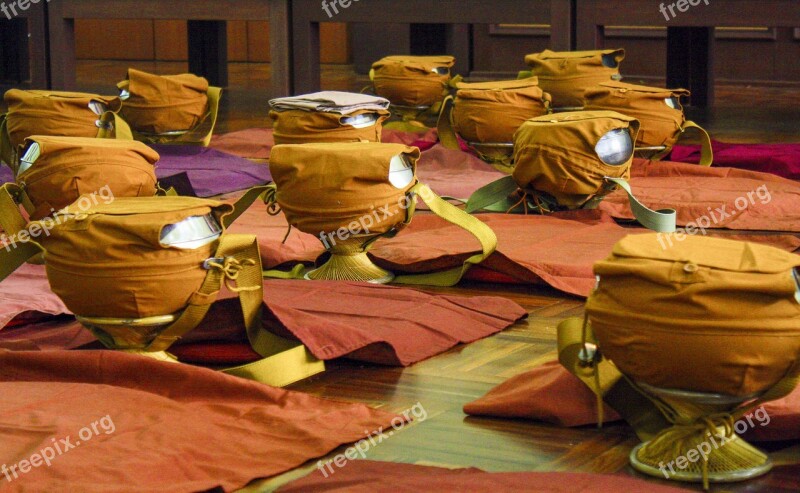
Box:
[12,19,793,86]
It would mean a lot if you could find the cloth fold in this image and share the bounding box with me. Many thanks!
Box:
[0,165,13,183]
[600,158,800,231]
[210,128,800,232]
[464,360,800,443]
[227,203,799,297]
[0,265,527,367]
[150,144,271,197]
[670,140,800,180]
[269,91,390,115]
[0,349,400,493]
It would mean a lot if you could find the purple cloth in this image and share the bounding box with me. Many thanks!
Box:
[150,145,271,197]
[670,141,800,181]
[0,165,13,184]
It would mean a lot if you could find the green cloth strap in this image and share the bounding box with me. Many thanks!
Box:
[390,182,497,286]
[603,177,676,233]
[650,120,713,167]
[465,175,676,232]
[223,184,275,229]
[517,70,534,80]
[262,264,307,280]
[465,175,519,214]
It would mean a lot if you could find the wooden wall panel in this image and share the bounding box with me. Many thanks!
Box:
[320,23,350,64]
[708,39,776,83]
[153,21,187,61]
[352,23,411,73]
[76,20,350,64]
[601,35,666,82]
[247,21,271,62]
[75,20,154,60]
[227,21,249,62]
[787,29,800,81]
[472,24,549,74]
[468,24,800,85]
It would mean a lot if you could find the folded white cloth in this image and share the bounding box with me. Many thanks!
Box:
[269,91,390,115]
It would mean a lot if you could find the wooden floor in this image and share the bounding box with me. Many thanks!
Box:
[52,61,800,491]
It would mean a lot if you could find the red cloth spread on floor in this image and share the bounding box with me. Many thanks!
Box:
[0,317,94,351]
[212,128,800,232]
[464,360,800,443]
[277,460,689,492]
[0,263,69,329]
[415,144,505,200]
[229,203,800,297]
[4,205,798,343]
[381,127,439,150]
[208,127,441,160]
[600,158,800,231]
[463,360,622,427]
[0,349,400,493]
[370,211,640,296]
[671,141,800,181]
[0,265,526,366]
[209,127,273,160]
[174,279,527,366]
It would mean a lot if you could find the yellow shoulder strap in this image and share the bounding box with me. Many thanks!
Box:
[96,111,134,141]
[0,237,42,281]
[389,183,497,287]
[263,183,497,287]
[170,86,222,147]
[557,316,672,441]
[126,86,222,147]
[142,233,324,386]
[0,185,44,280]
[558,315,800,442]
[223,184,275,229]
[195,86,222,147]
[0,183,32,239]
[436,95,461,150]
[680,121,713,167]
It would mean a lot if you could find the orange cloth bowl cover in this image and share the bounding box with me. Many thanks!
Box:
[512,111,638,208]
[586,233,800,397]
[371,55,455,107]
[269,142,420,238]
